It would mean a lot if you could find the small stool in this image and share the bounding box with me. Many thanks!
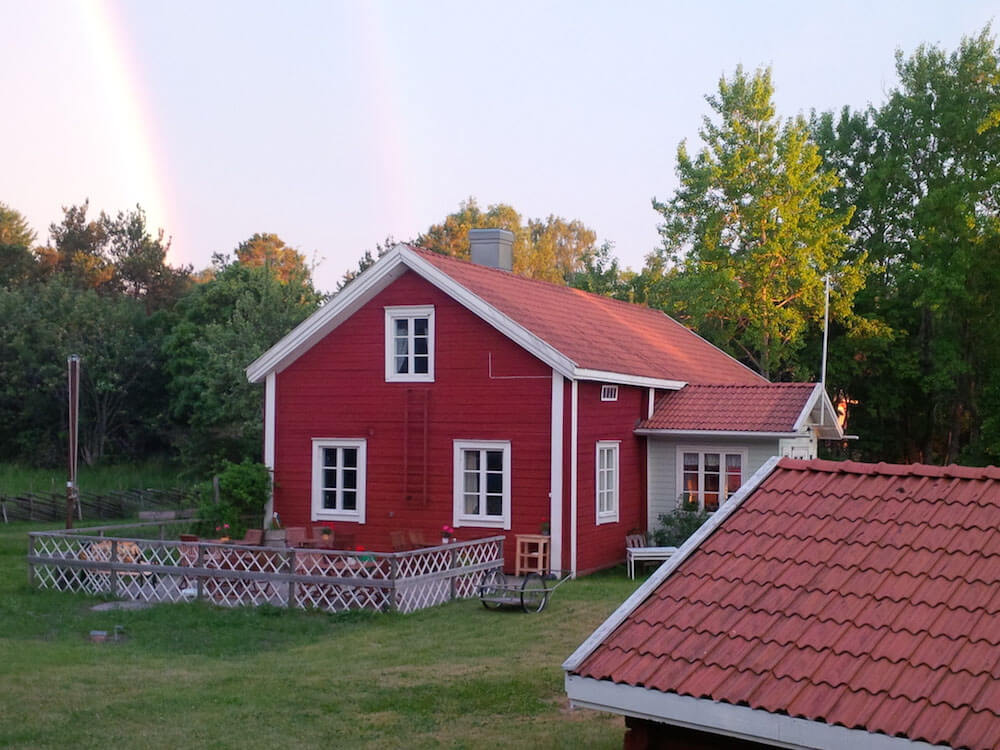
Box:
[515,534,550,576]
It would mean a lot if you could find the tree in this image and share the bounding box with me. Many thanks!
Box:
[164,247,323,473]
[813,26,1000,463]
[235,233,312,284]
[0,202,37,287]
[104,205,191,310]
[37,201,114,290]
[0,278,168,465]
[650,66,862,379]
[415,197,598,283]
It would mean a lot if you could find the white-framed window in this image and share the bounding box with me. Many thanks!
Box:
[385,305,434,382]
[677,447,747,513]
[596,441,620,524]
[453,440,511,529]
[312,439,366,523]
[600,384,619,401]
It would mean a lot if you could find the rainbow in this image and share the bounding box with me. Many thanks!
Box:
[75,0,176,255]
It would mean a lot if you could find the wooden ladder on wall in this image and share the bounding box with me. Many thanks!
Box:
[403,388,430,505]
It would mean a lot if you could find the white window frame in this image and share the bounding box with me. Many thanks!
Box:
[385,305,435,382]
[600,384,619,401]
[595,441,620,525]
[676,446,748,513]
[453,440,511,530]
[311,438,367,523]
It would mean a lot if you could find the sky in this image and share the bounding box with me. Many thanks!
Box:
[1,1,996,294]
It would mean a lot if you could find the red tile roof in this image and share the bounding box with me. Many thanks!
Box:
[638,383,818,432]
[410,247,767,386]
[572,458,1000,750]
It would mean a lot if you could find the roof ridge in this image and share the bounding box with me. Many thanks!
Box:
[777,457,1000,480]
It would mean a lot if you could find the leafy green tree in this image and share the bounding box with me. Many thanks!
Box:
[0,203,38,287]
[164,248,323,473]
[37,201,114,290]
[104,205,191,310]
[650,66,862,379]
[0,278,168,465]
[235,233,312,284]
[416,197,598,283]
[813,26,1000,463]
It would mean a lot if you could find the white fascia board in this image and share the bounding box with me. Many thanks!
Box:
[635,428,803,438]
[794,384,843,439]
[574,369,686,391]
[564,676,936,750]
[246,245,410,383]
[562,455,781,673]
[399,248,578,379]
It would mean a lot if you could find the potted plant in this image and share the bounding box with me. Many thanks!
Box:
[540,518,550,536]
[441,524,455,544]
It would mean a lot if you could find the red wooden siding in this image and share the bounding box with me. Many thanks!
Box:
[272,271,553,570]
[573,381,647,575]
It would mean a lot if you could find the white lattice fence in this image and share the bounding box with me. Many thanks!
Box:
[28,532,504,614]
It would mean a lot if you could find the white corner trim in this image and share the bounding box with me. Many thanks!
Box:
[550,372,564,572]
[263,372,276,524]
[564,676,937,750]
[647,388,656,420]
[562,455,781,672]
[570,379,579,577]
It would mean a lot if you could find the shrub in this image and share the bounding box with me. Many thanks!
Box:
[197,459,271,537]
[650,499,711,547]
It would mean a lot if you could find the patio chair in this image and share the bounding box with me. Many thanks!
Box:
[240,528,264,546]
[285,526,308,548]
[390,530,411,552]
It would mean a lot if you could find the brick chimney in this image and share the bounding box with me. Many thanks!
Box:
[468,228,513,272]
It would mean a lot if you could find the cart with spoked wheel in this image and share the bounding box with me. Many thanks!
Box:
[477,569,571,613]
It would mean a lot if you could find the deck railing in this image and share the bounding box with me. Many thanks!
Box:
[27,528,504,614]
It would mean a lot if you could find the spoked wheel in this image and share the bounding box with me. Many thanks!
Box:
[520,572,549,613]
[480,568,506,609]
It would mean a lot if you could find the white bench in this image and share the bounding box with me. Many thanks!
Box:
[626,534,678,579]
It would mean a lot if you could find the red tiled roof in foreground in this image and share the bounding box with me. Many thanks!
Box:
[638,383,818,432]
[411,247,766,386]
[573,458,1000,750]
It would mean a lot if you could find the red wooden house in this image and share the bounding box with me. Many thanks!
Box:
[246,230,841,574]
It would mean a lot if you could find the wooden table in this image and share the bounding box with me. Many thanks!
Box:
[515,534,550,576]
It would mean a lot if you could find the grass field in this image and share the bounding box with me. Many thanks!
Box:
[0,522,637,748]
[0,462,190,496]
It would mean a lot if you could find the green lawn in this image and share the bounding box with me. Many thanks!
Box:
[0,522,636,748]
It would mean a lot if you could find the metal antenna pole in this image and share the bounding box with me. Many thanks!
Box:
[820,276,830,427]
[66,355,80,529]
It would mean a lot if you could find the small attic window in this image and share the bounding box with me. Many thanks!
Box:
[601,385,618,402]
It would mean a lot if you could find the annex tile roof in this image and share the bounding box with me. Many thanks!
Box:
[410,247,767,386]
[571,458,1000,750]
[637,382,819,432]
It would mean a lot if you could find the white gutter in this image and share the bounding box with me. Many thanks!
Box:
[564,676,936,750]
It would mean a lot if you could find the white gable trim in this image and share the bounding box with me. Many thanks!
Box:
[795,383,843,439]
[565,675,936,750]
[262,372,276,524]
[247,245,697,389]
[563,455,781,672]
[246,246,411,383]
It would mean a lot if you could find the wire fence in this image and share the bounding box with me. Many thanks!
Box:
[0,488,197,523]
